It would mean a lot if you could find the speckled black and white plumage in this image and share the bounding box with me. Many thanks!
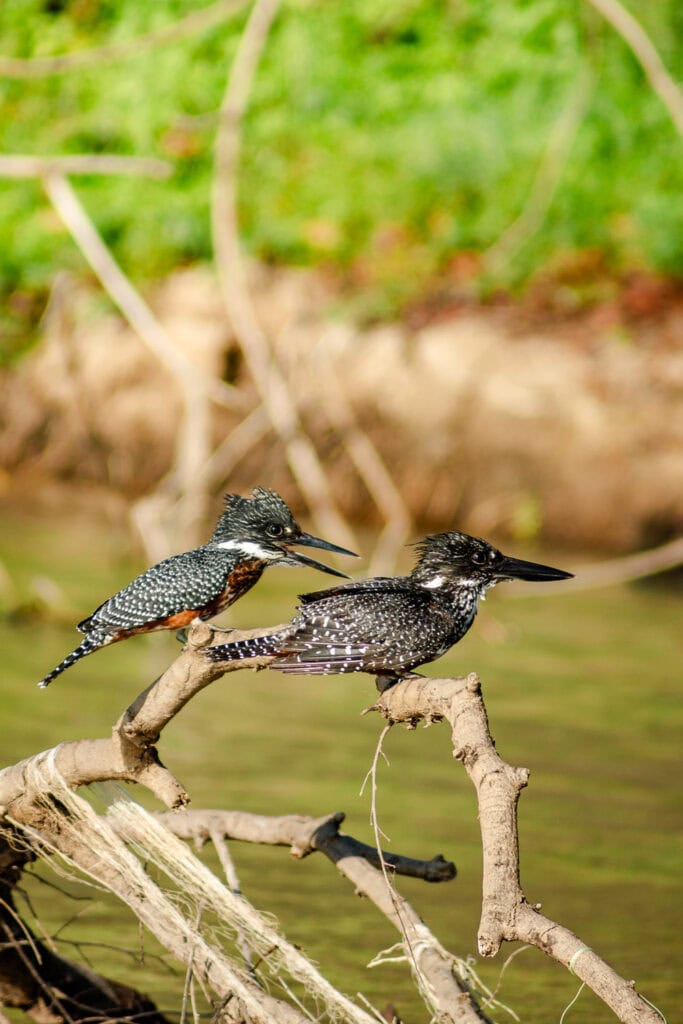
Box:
[37,487,356,689]
[206,530,573,685]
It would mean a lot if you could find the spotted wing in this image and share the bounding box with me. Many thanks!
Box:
[78,547,241,635]
[275,580,453,675]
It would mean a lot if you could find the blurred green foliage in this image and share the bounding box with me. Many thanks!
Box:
[1,0,682,354]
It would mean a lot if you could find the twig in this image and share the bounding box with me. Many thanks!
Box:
[211,0,357,551]
[154,807,456,882]
[273,300,411,572]
[41,173,232,546]
[0,0,249,78]
[0,155,171,178]
[483,64,593,272]
[311,369,412,573]
[208,828,254,972]
[0,911,76,1024]
[585,0,683,140]
[194,406,271,492]
[509,535,683,596]
[179,907,200,1024]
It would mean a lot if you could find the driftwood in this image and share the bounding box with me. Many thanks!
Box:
[0,622,665,1023]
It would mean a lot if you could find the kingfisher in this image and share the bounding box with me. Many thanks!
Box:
[205,531,573,689]
[37,487,356,688]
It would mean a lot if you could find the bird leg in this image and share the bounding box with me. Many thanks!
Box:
[375,671,424,693]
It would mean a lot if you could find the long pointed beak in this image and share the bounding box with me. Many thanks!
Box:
[295,532,358,559]
[497,555,574,582]
[280,546,350,578]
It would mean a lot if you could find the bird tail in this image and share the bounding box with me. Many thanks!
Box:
[37,633,108,689]
[205,635,280,663]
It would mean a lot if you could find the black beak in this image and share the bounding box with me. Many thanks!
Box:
[295,532,358,559]
[497,555,574,583]
[279,532,357,578]
[279,547,350,578]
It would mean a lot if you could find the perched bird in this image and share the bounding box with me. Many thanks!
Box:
[37,487,356,689]
[205,530,573,688]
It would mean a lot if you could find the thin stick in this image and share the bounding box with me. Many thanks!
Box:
[209,827,255,972]
[0,155,171,178]
[211,0,356,551]
[509,535,683,596]
[0,0,249,78]
[483,65,592,272]
[42,173,222,543]
[42,173,238,409]
[364,727,432,1009]
[585,0,683,140]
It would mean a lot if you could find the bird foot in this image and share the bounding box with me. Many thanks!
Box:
[176,622,223,644]
[374,671,424,693]
[375,674,401,693]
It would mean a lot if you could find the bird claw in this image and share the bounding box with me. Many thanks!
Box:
[375,674,401,693]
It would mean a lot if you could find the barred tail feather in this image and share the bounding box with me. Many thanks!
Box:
[37,633,108,689]
[206,636,280,663]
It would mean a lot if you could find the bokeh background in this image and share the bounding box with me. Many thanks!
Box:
[0,1,681,1021]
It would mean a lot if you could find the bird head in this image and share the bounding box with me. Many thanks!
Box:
[210,487,356,578]
[410,531,572,593]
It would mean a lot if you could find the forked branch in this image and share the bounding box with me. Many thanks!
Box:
[370,674,663,1024]
[0,626,665,1023]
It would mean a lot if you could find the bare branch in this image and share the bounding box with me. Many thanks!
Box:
[154,808,456,883]
[585,0,683,140]
[0,155,171,179]
[371,674,663,1024]
[42,174,239,410]
[150,808,484,1022]
[0,0,249,79]
[211,0,357,552]
[0,623,276,816]
[512,535,683,595]
[483,65,593,272]
[41,172,239,545]
[310,370,412,573]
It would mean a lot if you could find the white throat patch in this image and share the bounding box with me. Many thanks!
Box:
[215,539,275,560]
[422,575,445,589]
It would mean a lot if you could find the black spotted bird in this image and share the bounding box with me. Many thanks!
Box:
[205,531,573,688]
[37,487,356,688]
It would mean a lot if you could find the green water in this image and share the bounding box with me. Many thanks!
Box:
[1,509,681,1023]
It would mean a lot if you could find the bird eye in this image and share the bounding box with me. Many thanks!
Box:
[470,550,487,565]
[266,523,284,538]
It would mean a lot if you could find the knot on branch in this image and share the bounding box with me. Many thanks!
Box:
[454,743,478,768]
[466,672,481,693]
[296,811,345,859]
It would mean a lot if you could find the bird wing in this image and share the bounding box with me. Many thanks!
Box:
[78,547,235,633]
[276,583,451,675]
[296,577,405,604]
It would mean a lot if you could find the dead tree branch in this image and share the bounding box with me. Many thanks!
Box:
[0,0,249,79]
[0,623,471,1024]
[483,64,593,272]
[40,172,239,548]
[368,674,663,1024]
[211,0,357,553]
[585,0,683,141]
[153,808,456,883]
[0,155,172,178]
[510,535,683,596]
[0,622,667,1021]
